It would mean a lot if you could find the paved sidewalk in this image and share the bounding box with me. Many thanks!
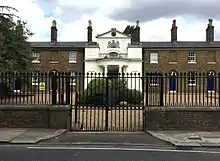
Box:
[147,131,220,148]
[39,132,172,147]
[0,128,67,144]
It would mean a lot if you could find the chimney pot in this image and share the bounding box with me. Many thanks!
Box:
[51,20,57,42]
[136,20,139,26]
[88,20,92,26]
[171,19,177,42]
[172,19,176,27]
[87,20,93,43]
[206,19,214,42]
[208,19,213,26]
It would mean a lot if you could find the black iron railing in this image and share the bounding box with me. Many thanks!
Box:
[0,72,219,107]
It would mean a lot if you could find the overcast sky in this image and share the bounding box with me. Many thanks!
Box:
[2,0,220,41]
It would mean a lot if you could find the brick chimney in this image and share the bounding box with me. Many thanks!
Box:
[136,20,140,42]
[87,20,92,43]
[171,19,177,42]
[51,20,57,43]
[206,19,214,42]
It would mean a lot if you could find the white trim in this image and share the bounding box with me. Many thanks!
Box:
[150,61,158,64]
[169,61,177,64]
[69,61,77,63]
[13,90,21,93]
[188,83,196,86]
[208,90,215,93]
[169,90,176,93]
[31,60,40,63]
[149,84,159,86]
[32,83,39,86]
[70,82,76,86]
[188,61,196,64]
[207,62,216,64]
[50,61,59,64]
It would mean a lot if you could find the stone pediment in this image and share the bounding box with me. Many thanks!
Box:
[96,28,131,38]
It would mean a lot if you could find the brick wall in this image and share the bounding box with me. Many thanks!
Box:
[145,107,220,131]
[0,105,70,129]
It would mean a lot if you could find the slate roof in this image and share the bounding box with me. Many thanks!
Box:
[30,41,98,48]
[30,41,220,49]
[141,41,220,48]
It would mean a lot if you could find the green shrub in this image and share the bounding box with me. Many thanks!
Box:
[78,78,142,105]
[126,89,143,105]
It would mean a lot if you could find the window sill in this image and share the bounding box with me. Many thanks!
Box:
[150,62,158,64]
[188,61,196,64]
[69,61,77,64]
[169,62,177,64]
[50,61,59,64]
[188,83,196,86]
[31,61,40,63]
[207,62,216,64]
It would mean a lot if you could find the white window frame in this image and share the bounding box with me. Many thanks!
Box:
[150,53,158,64]
[32,52,40,63]
[188,51,196,63]
[149,75,159,86]
[188,71,196,86]
[70,71,76,85]
[32,71,39,85]
[69,51,77,63]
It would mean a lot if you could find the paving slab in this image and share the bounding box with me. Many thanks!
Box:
[0,128,27,143]
[10,129,67,144]
[147,130,220,148]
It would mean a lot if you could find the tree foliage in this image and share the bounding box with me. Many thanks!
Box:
[0,6,34,73]
[79,78,143,105]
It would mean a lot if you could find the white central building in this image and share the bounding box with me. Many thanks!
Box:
[84,24,143,90]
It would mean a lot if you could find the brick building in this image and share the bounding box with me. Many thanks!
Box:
[30,19,220,93]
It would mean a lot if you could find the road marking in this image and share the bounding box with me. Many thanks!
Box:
[27,146,220,154]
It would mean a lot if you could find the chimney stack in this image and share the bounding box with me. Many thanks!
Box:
[136,20,140,42]
[206,19,214,42]
[171,19,177,42]
[87,20,92,43]
[51,20,57,43]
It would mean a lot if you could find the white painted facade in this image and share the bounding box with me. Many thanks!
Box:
[84,28,142,90]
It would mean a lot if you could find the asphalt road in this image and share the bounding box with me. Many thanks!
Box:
[40,132,171,147]
[1,146,220,161]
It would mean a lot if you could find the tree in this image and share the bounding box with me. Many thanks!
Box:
[0,6,34,73]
